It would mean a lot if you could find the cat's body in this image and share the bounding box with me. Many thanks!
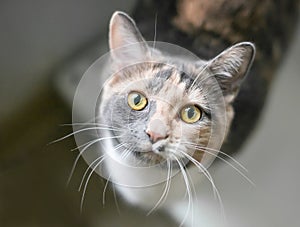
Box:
[76,1,299,226]
[92,11,254,226]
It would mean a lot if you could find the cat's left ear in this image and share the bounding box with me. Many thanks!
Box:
[109,11,149,63]
[208,42,255,102]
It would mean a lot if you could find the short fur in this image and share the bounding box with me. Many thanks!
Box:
[78,1,298,225]
[94,11,255,224]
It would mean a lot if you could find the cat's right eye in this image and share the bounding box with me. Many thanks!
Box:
[180,105,202,124]
[127,92,148,111]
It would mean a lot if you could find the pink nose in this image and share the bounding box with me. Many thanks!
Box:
[146,119,168,143]
[146,130,167,143]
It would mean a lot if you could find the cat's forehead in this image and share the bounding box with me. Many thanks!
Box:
[106,62,209,109]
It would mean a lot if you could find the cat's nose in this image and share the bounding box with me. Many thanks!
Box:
[146,130,167,143]
[146,119,168,143]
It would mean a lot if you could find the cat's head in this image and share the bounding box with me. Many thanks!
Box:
[97,12,255,168]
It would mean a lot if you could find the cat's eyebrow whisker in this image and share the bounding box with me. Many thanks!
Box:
[172,154,193,227]
[189,63,211,90]
[147,159,172,216]
[152,12,158,51]
[67,135,123,186]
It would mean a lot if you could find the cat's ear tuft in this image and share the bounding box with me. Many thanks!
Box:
[209,42,255,100]
[109,11,149,62]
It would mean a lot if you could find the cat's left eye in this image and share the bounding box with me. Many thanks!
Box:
[127,92,148,111]
[180,105,202,124]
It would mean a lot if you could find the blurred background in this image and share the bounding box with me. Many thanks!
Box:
[0,1,299,227]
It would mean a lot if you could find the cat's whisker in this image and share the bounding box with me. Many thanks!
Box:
[178,150,217,196]
[49,126,122,145]
[197,148,254,186]
[182,142,249,172]
[147,159,172,216]
[177,150,226,221]
[79,143,126,192]
[177,148,215,192]
[79,155,106,192]
[61,122,121,129]
[100,143,128,207]
[172,154,193,227]
[179,156,198,227]
[72,132,123,152]
[120,145,135,161]
[80,155,107,213]
[189,63,211,90]
[67,135,123,186]
[182,143,255,186]
[120,146,132,160]
[112,183,122,215]
[152,12,158,51]
[102,174,111,207]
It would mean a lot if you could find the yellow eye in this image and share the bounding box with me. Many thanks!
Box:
[127,92,148,111]
[181,105,202,124]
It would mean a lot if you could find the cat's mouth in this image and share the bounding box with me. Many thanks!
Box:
[133,150,166,165]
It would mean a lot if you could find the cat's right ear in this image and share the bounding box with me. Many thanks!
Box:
[109,11,149,64]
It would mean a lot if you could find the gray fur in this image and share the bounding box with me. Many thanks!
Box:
[99,11,254,169]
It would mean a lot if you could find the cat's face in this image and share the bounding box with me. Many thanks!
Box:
[99,62,214,165]
[97,12,255,168]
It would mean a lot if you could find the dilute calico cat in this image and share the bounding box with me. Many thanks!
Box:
[92,11,254,224]
[73,1,299,226]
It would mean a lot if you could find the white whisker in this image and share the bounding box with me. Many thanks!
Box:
[177,150,226,222]
[79,155,106,191]
[78,141,127,192]
[102,174,111,206]
[147,159,172,215]
[49,126,122,145]
[172,154,193,227]
[67,135,123,186]
[80,155,106,213]
[152,12,158,50]
[182,143,254,186]
[60,122,121,129]
[178,156,198,227]
[112,183,121,215]
[184,142,248,172]
[190,63,211,89]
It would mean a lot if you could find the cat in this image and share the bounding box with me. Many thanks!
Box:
[72,1,299,226]
[76,11,254,226]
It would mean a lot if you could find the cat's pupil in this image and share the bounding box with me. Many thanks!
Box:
[187,107,195,119]
[133,94,141,105]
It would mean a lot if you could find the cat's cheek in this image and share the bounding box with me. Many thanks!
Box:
[170,119,183,140]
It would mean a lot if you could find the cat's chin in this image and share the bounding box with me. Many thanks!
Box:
[130,150,189,169]
[132,150,166,166]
